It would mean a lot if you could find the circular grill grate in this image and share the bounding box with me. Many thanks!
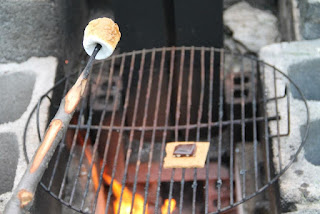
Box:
[24,47,309,214]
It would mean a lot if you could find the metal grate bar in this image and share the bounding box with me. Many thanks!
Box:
[67,116,279,131]
[269,87,291,138]
[175,47,185,139]
[229,53,235,206]
[79,60,110,210]
[205,48,214,214]
[217,49,225,211]
[167,47,186,214]
[251,59,259,192]
[75,106,94,208]
[261,62,271,182]
[154,48,175,213]
[69,104,92,205]
[105,53,134,214]
[190,47,197,214]
[193,47,206,213]
[197,48,205,145]
[91,55,126,213]
[116,50,145,214]
[80,57,117,211]
[273,67,282,171]
[143,49,166,213]
[178,46,194,214]
[26,46,310,214]
[179,169,186,214]
[86,47,226,61]
[130,50,156,213]
[240,55,246,199]
[186,47,194,141]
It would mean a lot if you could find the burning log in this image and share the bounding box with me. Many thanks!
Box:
[4,17,121,214]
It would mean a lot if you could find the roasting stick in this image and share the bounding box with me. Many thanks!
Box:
[5,17,121,214]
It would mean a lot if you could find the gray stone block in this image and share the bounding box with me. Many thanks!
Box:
[260,39,320,212]
[289,59,320,101]
[0,57,57,212]
[0,71,35,124]
[0,133,19,194]
[0,2,62,63]
[224,0,276,10]
[224,2,280,53]
[299,0,320,40]
[300,120,320,165]
[288,209,320,214]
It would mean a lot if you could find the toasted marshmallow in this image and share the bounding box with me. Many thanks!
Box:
[83,17,121,60]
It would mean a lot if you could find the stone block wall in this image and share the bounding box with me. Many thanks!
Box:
[0,0,90,212]
[0,1,62,63]
[0,57,57,212]
[279,0,320,41]
[298,0,320,40]
[260,39,320,213]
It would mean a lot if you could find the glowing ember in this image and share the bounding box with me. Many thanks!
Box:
[103,174,148,214]
[161,199,176,214]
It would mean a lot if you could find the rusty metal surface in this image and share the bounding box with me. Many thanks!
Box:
[22,47,309,214]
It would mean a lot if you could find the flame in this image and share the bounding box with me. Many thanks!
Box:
[161,199,176,214]
[103,174,148,214]
[78,133,106,214]
[70,114,147,214]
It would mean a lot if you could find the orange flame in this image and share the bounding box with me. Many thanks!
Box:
[72,114,147,214]
[83,143,106,214]
[161,199,176,214]
[103,174,148,214]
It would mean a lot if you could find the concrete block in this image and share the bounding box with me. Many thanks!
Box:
[289,59,320,101]
[259,39,320,212]
[224,2,280,53]
[223,0,277,10]
[0,133,19,195]
[0,71,36,123]
[0,2,62,63]
[288,207,320,214]
[0,56,57,212]
[300,120,320,165]
[299,0,320,40]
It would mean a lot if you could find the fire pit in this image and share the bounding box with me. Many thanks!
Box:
[23,46,309,213]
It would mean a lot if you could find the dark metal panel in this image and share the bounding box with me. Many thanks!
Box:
[113,0,168,52]
[174,0,223,48]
